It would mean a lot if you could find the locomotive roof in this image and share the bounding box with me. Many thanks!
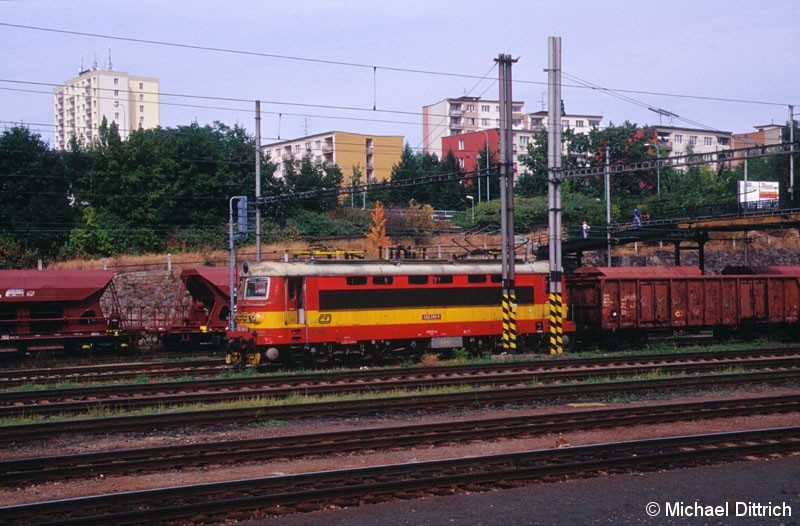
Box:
[241,259,549,277]
[0,270,114,302]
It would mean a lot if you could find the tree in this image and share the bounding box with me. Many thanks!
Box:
[404,199,436,238]
[365,201,391,258]
[282,155,343,212]
[0,125,73,265]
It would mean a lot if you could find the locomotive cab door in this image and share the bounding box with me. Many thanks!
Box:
[286,277,305,325]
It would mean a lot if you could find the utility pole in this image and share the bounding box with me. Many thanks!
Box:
[255,100,262,262]
[546,36,564,355]
[605,147,612,266]
[790,105,795,205]
[496,53,518,352]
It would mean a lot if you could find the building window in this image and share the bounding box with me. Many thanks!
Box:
[481,118,490,126]
[531,118,543,127]
[114,90,119,96]
[466,104,475,112]
[305,142,311,151]
[458,140,465,151]
[139,82,144,89]
[589,120,600,127]
[689,135,698,145]
[674,134,683,144]
[562,120,569,128]
[519,136,530,147]
[139,94,144,101]
[114,100,119,107]
[512,105,522,112]
[294,144,301,153]
[466,118,475,125]
[575,120,584,128]
[139,116,144,124]
[114,78,119,85]
[481,105,490,112]
[315,140,321,149]
[704,137,712,146]
[139,105,144,112]
[457,158,465,169]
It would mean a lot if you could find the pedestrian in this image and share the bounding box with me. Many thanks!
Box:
[581,221,590,238]
[633,207,641,227]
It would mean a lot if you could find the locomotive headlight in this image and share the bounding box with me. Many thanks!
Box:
[255,313,263,322]
[610,310,618,319]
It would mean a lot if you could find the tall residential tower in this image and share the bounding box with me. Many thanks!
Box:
[53,59,159,149]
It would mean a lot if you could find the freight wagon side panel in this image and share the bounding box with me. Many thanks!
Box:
[701,280,721,326]
[720,279,739,326]
[670,279,688,328]
[767,277,800,324]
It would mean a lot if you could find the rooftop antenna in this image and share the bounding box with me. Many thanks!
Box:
[92,54,98,71]
[107,48,113,71]
[79,58,84,75]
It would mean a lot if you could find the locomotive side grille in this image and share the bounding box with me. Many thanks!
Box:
[319,286,534,311]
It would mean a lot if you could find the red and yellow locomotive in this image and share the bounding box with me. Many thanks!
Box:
[226,259,564,365]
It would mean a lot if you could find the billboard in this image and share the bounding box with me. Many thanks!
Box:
[738,180,779,208]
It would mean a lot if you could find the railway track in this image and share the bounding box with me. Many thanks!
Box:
[1,368,798,443]
[2,348,800,419]
[2,393,798,486]
[3,426,799,525]
[1,345,796,388]
[0,358,225,388]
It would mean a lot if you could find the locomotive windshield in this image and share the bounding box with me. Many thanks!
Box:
[244,277,270,299]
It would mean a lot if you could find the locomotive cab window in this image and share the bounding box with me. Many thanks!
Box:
[433,275,453,284]
[372,276,393,285]
[408,275,429,285]
[467,275,487,283]
[490,275,502,283]
[346,276,368,286]
[245,277,270,299]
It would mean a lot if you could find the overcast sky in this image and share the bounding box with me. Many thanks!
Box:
[1,0,798,149]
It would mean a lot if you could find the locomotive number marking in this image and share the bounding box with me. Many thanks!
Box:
[318,313,332,324]
[422,313,442,320]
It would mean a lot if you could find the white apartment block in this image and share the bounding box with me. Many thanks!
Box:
[526,110,603,134]
[652,126,731,166]
[53,63,160,150]
[422,96,526,158]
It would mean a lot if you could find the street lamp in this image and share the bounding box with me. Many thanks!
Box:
[644,143,661,197]
[466,195,475,224]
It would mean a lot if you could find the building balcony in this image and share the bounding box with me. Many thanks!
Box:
[657,140,673,151]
